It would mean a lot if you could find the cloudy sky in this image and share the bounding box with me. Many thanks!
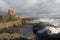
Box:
[0,0,60,17]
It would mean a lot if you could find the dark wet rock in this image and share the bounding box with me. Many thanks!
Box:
[32,22,60,40]
[13,37,27,40]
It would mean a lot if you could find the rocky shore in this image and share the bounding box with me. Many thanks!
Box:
[0,20,22,30]
[0,33,35,40]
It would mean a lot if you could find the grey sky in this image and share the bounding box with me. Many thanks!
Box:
[0,0,60,17]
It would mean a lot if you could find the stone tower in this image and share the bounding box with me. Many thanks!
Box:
[8,10,14,15]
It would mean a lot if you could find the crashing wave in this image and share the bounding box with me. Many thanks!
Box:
[37,26,60,35]
[31,18,60,27]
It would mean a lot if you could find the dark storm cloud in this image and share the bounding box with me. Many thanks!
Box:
[0,0,60,17]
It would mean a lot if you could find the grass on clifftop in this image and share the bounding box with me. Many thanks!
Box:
[0,14,21,22]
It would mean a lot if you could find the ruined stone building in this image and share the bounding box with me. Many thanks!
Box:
[8,9,14,16]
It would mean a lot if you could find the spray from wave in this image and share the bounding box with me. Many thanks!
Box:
[31,18,60,27]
